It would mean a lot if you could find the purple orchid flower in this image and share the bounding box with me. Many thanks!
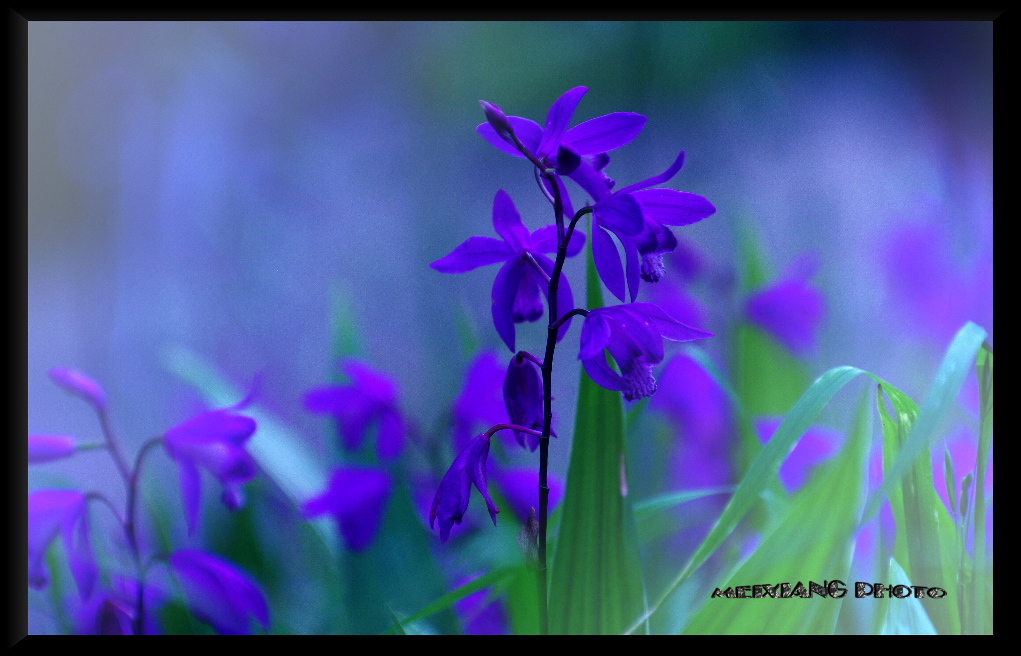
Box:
[28,490,96,600]
[430,433,498,542]
[28,434,77,464]
[452,350,509,453]
[579,303,713,401]
[73,577,168,635]
[304,358,405,460]
[755,417,839,494]
[302,467,392,552]
[745,256,826,357]
[477,86,647,176]
[453,574,509,635]
[162,397,259,536]
[49,367,107,411]
[430,190,584,353]
[569,152,716,303]
[168,549,270,635]
[503,353,545,451]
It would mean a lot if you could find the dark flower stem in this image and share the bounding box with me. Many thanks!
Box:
[126,437,163,635]
[535,170,594,634]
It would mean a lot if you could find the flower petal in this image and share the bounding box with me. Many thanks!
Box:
[476,117,543,157]
[582,353,627,392]
[595,193,645,237]
[164,410,256,448]
[28,435,77,464]
[430,236,514,273]
[376,407,404,460]
[592,225,627,303]
[536,86,587,159]
[48,368,107,411]
[178,460,203,537]
[579,311,612,362]
[491,190,530,252]
[169,550,269,634]
[492,258,526,353]
[623,235,641,302]
[564,112,647,155]
[466,435,499,525]
[616,150,686,196]
[532,253,574,343]
[629,302,715,342]
[745,279,825,355]
[633,189,716,226]
[529,225,586,256]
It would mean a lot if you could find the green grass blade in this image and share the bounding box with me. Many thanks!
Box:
[878,559,938,635]
[548,223,648,634]
[970,343,993,634]
[682,389,871,634]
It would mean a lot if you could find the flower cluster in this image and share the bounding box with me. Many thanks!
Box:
[428,87,716,541]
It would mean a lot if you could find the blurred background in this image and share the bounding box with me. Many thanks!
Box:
[27,21,993,634]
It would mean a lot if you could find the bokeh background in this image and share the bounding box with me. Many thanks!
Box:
[27,20,993,634]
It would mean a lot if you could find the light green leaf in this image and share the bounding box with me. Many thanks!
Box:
[878,559,938,635]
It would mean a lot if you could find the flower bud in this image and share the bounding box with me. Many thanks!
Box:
[479,100,515,143]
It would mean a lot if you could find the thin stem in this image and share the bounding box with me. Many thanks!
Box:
[483,423,544,440]
[97,408,132,486]
[125,436,163,635]
[550,308,589,333]
[515,350,545,369]
[523,252,552,285]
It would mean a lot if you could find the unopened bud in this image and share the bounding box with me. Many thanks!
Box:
[480,100,515,143]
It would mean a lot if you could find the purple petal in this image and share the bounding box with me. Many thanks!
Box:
[430,442,476,542]
[756,417,839,493]
[567,159,614,203]
[564,112,647,155]
[745,279,825,356]
[579,311,612,361]
[477,117,543,157]
[503,354,544,450]
[607,306,666,367]
[513,264,546,323]
[454,579,509,635]
[376,408,404,461]
[528,224,586,256]
[632,189,715,226]
[28,490,85,591]
[466,435,498,525]
[28,434,77,464]
[67,504,97,600]
[169,550,270,634]
[492,258,526,352]
[623,235,641,302]
[652,354,732,450]
[536,86,587,159]
[629,302,715,342]
[303,468,392,551]
[430,236,514,273]
[48,367,107,411]
[595,193,645,237]
[178,460,203,537]
[491,190,530,252]
[582,353,627,392]
[164,410,257,448]
[303,386,377,452]
[616,151,686,196]
[453,350,508,453]
[592,225,627,303]
[494,469,565,524]
[479,100,515,142]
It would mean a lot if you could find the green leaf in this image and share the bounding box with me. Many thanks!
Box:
[969,343,993,634]
[548,223,648,635]
[878,559,938,635]
[683,389,871,634]
[395,566,518,628]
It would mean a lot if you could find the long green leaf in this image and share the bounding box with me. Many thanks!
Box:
[548,224,647,634]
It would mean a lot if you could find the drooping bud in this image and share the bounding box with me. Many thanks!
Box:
[28,434,77,464]
[480,100,515,144]
[504,354,544,451]
[49,367,107,411]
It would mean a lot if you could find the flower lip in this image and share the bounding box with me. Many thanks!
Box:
[430,433,498,542]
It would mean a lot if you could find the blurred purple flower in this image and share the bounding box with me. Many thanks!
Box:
[651,354,734,489]
[453,575,509,635]
[492,468,565,524]
[49,367,107,411]
[28,490,96,600]
[430,190,584,353]
[74,577,167,635]
[430,433,498,542]
[883,223,993,345]
[304,358,405,460]
[477,86,646,176]
[745,256,825,356]
[163,401,258,536]
[755,417,839,494]
[169,549,269,635]
[569,152,716,302]
[503,353,545,451]
[302,467,392,552]
[452,350,508,453]
[28,434,77,464]
[579,303,713,401]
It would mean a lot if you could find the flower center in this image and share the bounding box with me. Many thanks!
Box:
[623,360,658,401]
[640,252,666,283]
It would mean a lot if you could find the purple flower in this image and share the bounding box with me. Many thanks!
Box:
[430,433,498,542]
[168,549,270,635]
[453,575,509,635]
[302,467,392,552]
[492,468,565,524]
[755,417,839,494]
[304,358,405,460]
[579,303,713,401]
[74,577,167,635]
[430,190,584,353]
[49,367,107,411]
[503,353,545,451]
[452,350,508,453]
[569,152,716,302]
[28,490,96,599]
[162,402,258,536]
[477,86,647,175]
[745,257,825,356]
[28,434,77,464]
